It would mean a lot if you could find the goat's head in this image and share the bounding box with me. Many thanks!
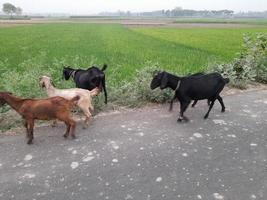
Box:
[62,66,74,80]
[150,71,169,90]
[0,92,12,106]
[39,76,53,89]
[0,99,4,106]
[0,92,6,106]
[92,74,104,87]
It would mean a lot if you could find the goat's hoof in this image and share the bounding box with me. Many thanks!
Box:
[221,109,225,113]
[204,115,208,119]
[63,134,68,138]
[51,122,57,128]
[177,118,183,122]
[27,140,33,145]
[82,125,88,129]
[71,135,76,139]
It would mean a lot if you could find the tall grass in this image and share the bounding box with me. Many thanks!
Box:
[0,53,171,105]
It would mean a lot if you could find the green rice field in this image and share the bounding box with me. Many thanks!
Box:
[0,22,266,97]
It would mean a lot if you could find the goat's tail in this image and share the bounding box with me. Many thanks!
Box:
[101,64,108,71]
[224,78,230,84]
[89,87,100,97]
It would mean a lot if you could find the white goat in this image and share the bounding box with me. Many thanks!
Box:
[39,75,100,128]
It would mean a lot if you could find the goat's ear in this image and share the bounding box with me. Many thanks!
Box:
[160,73,168,89]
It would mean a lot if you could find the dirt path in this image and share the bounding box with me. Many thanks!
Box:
[1,18,266,29]
[0,90,267,200]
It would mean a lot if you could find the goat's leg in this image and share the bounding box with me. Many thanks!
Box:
[217,95,225,112]
[81,106,92,129]
[88,102,94,112]
[169,94,176,111]
[61,116,76,139]
[63,122,71,138]
[88,100,94,115]
[27,120,34,145]
[51,120,57,127]
[177,100,190,122]
[191,100,198,107]
[102,77,108,104]
[57,114,71,138]
[204,99,216,119]
[69,120,76,139]
[23,120,30,138]
[23,120,28,128]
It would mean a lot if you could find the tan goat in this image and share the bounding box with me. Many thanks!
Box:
[39,76,99,128]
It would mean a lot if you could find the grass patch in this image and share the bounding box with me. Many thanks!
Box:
[0,23,216,77]
[132,27,267,61]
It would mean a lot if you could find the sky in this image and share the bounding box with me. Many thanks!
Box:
[0,0,266,14]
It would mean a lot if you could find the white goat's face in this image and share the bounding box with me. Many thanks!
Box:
[39,76,51,89]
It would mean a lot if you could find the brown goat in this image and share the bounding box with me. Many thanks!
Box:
[0,92,79,144]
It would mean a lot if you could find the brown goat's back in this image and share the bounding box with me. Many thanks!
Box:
[0,92,78,144]
[19,96,75,120]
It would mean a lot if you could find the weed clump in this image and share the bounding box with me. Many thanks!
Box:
[213,33,267,88]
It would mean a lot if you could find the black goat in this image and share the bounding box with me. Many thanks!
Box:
[150,71,229,122]
[169,72,209,109]
[63,64,108,104]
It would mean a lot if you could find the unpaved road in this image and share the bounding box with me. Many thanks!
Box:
[0,90,267,200]
[1,19,266,29]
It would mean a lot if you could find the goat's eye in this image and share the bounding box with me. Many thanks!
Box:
[92,78,98,83]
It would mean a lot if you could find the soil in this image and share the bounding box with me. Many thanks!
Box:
[1,18,266,29]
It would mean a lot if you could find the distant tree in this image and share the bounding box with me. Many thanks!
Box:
[165,10,171,17]
[126,10,131,17]
[2,3,16,17]
[15,7,22,15]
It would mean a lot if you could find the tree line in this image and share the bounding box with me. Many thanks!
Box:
[100,7,235,17]
[2,3,23,17]
[100,7,267,18]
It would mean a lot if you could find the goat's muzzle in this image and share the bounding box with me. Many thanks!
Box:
[39,82,46,88]
[0,99,5,106]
